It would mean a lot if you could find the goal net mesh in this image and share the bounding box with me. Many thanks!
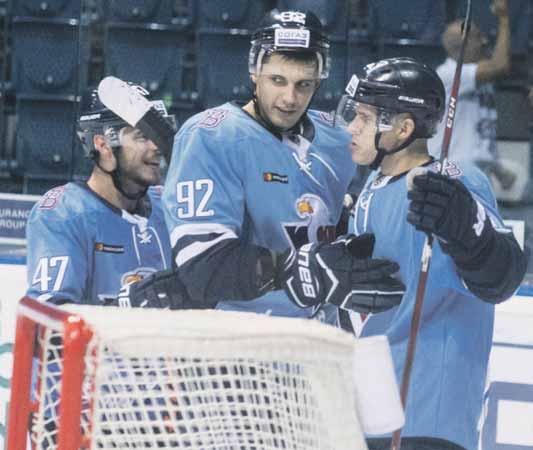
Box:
[26,305,367,450]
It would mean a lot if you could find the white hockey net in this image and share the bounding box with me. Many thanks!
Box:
[9,298,368,450]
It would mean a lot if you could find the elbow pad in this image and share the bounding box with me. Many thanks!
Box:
[450,226,528,303]
[178,239,278,304]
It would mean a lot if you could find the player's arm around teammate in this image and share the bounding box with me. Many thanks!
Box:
[120,10,405,319]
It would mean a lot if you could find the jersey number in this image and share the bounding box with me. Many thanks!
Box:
[32,256,69,292]
[176,179,214,218]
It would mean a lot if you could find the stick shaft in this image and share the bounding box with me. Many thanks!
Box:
[390,3,473,449]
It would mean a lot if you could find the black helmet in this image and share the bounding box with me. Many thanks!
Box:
[77,88,131,159]
[77,81,175,159]
[249,9,330,79]
[336,57,445,139]
[77,78,176,201]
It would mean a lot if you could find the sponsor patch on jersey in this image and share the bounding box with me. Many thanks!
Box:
[38,186,66,210]
[198,109,228,129]
[94,242,124,253]
[263,172,288,184]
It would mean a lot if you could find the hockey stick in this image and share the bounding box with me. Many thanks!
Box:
[390,2,473,449]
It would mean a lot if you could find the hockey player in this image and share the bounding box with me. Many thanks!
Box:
[26,77,177,305]
[329,57,527,450]
[118,10,406,321]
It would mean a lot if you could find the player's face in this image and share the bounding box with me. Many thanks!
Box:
[345,103,380,165]
[253,53,319,130]
[117,127,162,187]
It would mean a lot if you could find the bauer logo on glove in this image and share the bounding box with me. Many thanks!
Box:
[280,234,405,314]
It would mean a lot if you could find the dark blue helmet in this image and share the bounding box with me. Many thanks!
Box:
[249,10,330,79]
[337,57,445,138]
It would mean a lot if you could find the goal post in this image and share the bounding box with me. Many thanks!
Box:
[8,297,93,449]
[7,296,402,450]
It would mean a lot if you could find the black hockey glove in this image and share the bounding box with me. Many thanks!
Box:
[114,269,191,309]
[407,171,494,264]
[279,234,405,314]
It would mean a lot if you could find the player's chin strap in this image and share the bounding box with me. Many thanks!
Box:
[251,82,320,139]
[369,131,418,170]
[252,94,292,139]
[96,147,148,201]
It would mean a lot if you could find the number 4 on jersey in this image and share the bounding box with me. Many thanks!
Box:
[32,256,69,292]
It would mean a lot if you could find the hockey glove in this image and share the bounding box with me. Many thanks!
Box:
[114,269,190,309]
[407,170,494,264]
[279,234,405,314]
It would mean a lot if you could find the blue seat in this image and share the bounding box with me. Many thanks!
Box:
[368,0,445,42]
[277,0,349,39]
[11,19,88,96]
[101,0,189,25]
[197,0,269,31]
[12,0,80,19]
[197,31,252,107]
[104,25,188,103]
[380,40,446,70]
[170,101,203,130]
[345,38,377,81]
[15,97,77,179]
[23,177,72,195]
[494,87,530,140]
[311,39,347,112]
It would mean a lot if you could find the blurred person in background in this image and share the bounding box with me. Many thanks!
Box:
[429,0,516,190]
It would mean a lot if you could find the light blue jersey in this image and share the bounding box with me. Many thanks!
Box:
[26,182,171,304]
[164,102,354,320]
[350,160,507,450]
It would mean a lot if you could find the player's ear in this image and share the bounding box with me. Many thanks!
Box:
[250,73,257,84]
[397,116,416,141]
[93,134,117,171]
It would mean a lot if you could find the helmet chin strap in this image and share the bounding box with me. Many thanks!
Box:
[252,93,286,138]
[251,82,320,139]
[96,147,147,202]
[369,130,417,170]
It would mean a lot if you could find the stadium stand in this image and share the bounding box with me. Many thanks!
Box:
[196,0,268,30]
[11,0,81,19]
[277,0,349,39]
[0,0,527,199]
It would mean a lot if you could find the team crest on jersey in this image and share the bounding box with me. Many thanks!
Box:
[121,267,157,286]
[39,186,66,210]
[198,109,228,129]
[282,194,335,248]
